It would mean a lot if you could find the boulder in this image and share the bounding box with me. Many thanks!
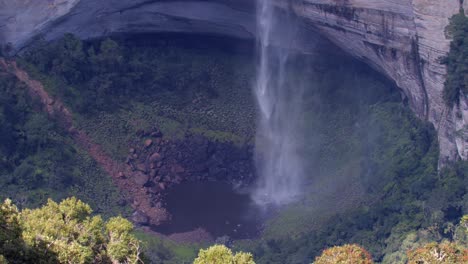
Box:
[133,172,149,186]
[132,211,149,226]
[144,139,153,147]
[149,152,162,162]
[136,163,146,172]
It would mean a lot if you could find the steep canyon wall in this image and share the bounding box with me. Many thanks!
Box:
[1,0,466,164]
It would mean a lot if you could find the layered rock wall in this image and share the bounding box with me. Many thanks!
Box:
[1,0,466,164]
[286,0,468,164]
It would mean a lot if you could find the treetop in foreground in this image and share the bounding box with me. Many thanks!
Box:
[407,242,468,264]
[0,197,142,264]
[193,244,255,264]
[314,244,374,264]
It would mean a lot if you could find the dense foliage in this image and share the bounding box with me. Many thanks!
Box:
[193,245,255,264]
[20,34,254,122]
[11,33,468,263]
[0,72,128,217]
[20,34,255,160]
[0,197,141,264]
[443,10,468,106]
[314,244,374,264]
[242,76,467,263]
[407,241,468,264]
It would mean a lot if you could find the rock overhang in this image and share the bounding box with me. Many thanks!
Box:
[1,0,467,164]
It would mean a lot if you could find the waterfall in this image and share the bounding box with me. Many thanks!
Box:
[253,0,305,206]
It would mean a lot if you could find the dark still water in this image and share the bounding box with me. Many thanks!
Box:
[153,181,265,239]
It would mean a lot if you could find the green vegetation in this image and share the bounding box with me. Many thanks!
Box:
[0,73,128,217]
[19,34,255,160]
[0,197,141,264]
[313,234,468,264]
[8,32,468,263]
[235,53,466,263]
[134,231,201,264]
[243,100,466,263]
[314,244,374,264]
[407,241,467,264]
[193,245,255,264]
[443,10,468,106]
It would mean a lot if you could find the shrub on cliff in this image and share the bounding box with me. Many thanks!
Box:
[193,245,255,264]
[0,197,142,264]
[443,11,468,107]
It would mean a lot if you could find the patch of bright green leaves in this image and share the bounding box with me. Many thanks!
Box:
[0,197,141,264]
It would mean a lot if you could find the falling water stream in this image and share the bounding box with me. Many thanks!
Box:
[253,1,305,206]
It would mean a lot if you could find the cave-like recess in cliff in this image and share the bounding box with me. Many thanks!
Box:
[107,32,403,241]
[18,30,406,242]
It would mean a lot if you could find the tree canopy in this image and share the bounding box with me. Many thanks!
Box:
[314,244,374,264]
[407,242,468,264]
[0,197,142,264]
[193,245,255,264]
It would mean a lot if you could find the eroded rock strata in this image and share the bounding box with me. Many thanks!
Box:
[1,0,466,164]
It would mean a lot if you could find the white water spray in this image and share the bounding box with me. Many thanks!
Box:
[253,0,305,206]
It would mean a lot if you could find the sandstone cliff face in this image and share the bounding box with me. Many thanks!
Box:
[286,0,468,164]
[0,0,466,164]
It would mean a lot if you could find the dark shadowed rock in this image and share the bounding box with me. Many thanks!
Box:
[151,130,162,138]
